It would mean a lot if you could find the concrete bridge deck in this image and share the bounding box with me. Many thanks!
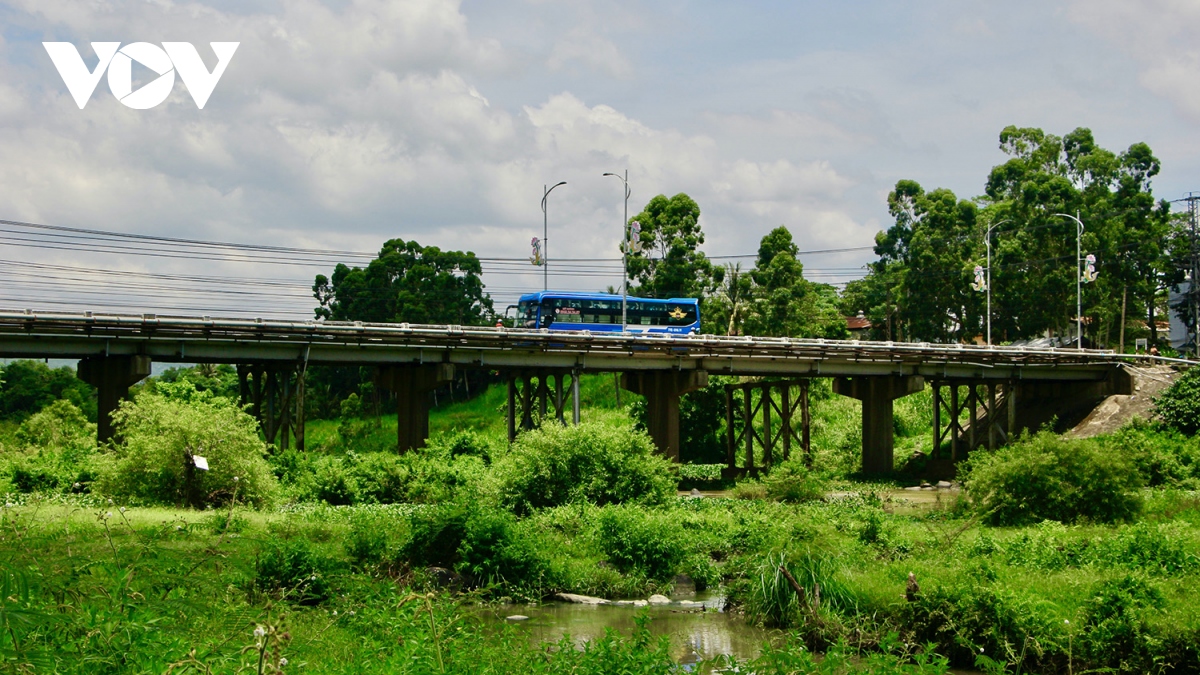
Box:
[0,309,1142,473]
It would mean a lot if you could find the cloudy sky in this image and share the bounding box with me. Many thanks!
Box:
[1,0,1198,317]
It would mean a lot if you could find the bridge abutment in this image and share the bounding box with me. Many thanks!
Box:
[621,370,708,461]
[78,354,152,445]
[378,363,455,452]
[833,375,925,474]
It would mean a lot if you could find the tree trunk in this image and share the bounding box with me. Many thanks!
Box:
[1119,285,1127,353]
[1149,298,1157,347]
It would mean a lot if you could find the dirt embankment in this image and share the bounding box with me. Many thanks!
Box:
[1066,364,1181,438]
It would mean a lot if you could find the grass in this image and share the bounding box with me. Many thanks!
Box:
[0,495,971,674]
[5,371,1200,672]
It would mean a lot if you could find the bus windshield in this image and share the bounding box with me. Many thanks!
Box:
[518,300,538,328]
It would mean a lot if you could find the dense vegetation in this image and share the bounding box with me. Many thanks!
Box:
[1,361,1198,673]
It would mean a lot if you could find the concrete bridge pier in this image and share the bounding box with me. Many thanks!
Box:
[833,375,925,474]
[78,354,152,445]
[621,370,709,461]
[378,363,455,452]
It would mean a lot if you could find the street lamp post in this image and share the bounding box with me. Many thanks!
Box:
[984,219,1011,346]
[602,170,630,331]
[541,181,567,292]
[1054,212,1086,350]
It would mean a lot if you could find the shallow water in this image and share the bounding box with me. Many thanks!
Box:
[491,591,781,666]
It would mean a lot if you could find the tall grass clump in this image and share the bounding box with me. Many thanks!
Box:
[98,379,278,507]
[490,422,675,514]
[742,550,857,629]
[963,431,1141,526]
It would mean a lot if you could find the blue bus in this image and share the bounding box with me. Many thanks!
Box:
[513,291,700,334]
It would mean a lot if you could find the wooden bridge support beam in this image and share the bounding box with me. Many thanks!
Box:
[77,354,152,445]
[833,375,925,474]
[724,379,812,477]
[378,363,455,452]
[930,370,1130,463]
[622,370,708,461]
[506,369,580,443]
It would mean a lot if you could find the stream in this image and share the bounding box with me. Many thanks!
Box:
[488,489,968,669]
[492,591,779,667]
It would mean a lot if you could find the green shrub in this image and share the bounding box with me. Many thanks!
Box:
[98,383,278,507]
[1154,367,1200,435]
[963,431,1142,526]
[903,582,1061,671]
[4,400,100,494]
[1102,422,1200,488]
[15,399,95,456]
[456,507,544,589]
[763,460,826,503]
[492,423,675,514]
[730,479,769,500]
[594,506,684,582]
[310,455,358,505]
[402,502,470,569]
[400,500,544,590]
[254,537,338,604]
[284,448,485,506]
[1081,574,1166,671]
[344,507,409,569]
[427,429,495,461]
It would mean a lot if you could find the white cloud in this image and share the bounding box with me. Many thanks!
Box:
[1066,0,1200,121]
[547,28,631,77]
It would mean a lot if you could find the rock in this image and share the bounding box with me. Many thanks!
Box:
[426,566,460,587]
[676,600,703,607]
[647,594,671,605]
[936,480,952,489]
[614,599,648,607]
[690,488,702,497]
[505,615,529,621]
[904,486,922,491]
[672,573,696,596]
[555,593,610,605]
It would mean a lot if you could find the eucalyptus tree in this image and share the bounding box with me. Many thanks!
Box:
[313,239,493,325]
[625,193,721,299]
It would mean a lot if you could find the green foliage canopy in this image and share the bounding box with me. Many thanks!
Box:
[0,360,95,422]
[625,193,720,300]
[1153,367,1200,436]
[313,239,493,325]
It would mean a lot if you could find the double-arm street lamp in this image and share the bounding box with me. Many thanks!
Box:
[541,181,567,292]
[1054,212,1086,350]
[602,170,631,331]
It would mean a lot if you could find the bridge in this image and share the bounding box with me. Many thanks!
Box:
[0,309,1138,474]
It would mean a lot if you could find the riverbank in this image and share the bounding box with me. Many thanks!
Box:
[2,482,1196,673]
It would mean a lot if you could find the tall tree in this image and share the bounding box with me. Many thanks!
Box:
[985,127,1169,345]
[705,262,753,336]
[874,181,982,343]
[313,239,493,325]
[625,193,720,299]
[743,226,848,339]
